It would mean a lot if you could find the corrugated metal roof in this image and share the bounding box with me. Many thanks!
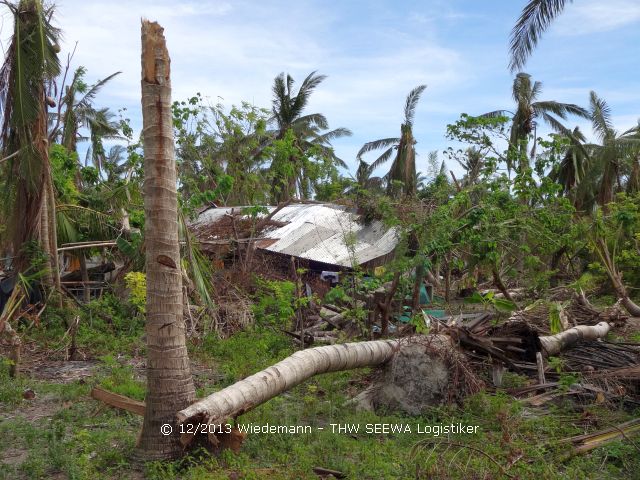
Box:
[194,203,399,267]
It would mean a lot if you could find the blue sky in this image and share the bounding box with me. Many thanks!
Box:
[3,0,639,177]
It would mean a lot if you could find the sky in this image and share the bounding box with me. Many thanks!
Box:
[2,0,639,178]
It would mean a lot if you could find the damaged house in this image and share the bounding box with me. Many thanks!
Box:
[191,202,399,283]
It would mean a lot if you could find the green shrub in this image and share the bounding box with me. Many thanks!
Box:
[124,271,147,314]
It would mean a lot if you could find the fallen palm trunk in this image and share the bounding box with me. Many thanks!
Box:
[538,322,611,356]
[176,339,401,425]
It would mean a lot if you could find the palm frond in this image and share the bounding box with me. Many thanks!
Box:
[404,84,427,127]
[509,0,571,72]
[480,109,513,119]
[356,137,399,159]
[533,100,589,120]
[291,71,326,118]
[179,211,216,315]
[539,111,569,134]
[589,91,614,143]
[75,71,120,110]
[370,146,395,170]
[314,127,352,144]
[295,113,329,131]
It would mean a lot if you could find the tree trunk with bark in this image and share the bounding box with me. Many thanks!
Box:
[44,166,61,295]
[39,184,53,286]
[134,20,196,462]
[177,339,401,426]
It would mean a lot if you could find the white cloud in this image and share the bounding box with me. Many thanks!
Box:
[553,0,640,35]
[31,0,470,174]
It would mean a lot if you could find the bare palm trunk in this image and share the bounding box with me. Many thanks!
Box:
[177,339,401,426]
[39,186,53,286]
[135,20,195,461]
[539,322,611,356]
[44,164,61,293]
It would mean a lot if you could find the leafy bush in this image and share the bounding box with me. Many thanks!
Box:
[252,278,303,327]
[124,271,146,314]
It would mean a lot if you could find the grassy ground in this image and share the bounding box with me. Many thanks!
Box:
[1,296,639,479]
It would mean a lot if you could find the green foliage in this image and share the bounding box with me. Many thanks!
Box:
[116,233,144,271]
[98,355,146,401]
[197,328,292,386]
[252,278,305,327]
[323,285,351,305]
[548,301,565,334]
[464,291,517,313]
[123,271,146,315]
[50,144,80,203]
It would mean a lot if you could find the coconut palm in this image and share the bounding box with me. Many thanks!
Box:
[354,159,384,192]
[484,73,589,172]
[0,0,61,283]
[357,85,427,197]
[549,127,587,189]
[135,20,196,461]
[457,148,484,187]
[269,71,351,201]
[509,0,572,72]
[49,66,122,178]
[587,92,640,207]
[50,66,121,157]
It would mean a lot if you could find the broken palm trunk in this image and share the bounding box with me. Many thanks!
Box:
[177,339,401,427]
[538,322,611,357]
[176,335,482,437]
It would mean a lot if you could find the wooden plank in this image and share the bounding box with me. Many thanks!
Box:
[90,387,145,416]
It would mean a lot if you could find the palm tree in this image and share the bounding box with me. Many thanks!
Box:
[588,92,640,207]
[49,66,122,178]
[135,20,196,461]
[353,159,384,192]
[269,71,351,201]
[484,73,589,172]
[50,66,121,156]
[0,0,61,285]
[509,0,572,72]
[457,148,484,187]
[549,127,588,191]
[357,85,427,197]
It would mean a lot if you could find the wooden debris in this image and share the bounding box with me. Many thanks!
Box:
[558,418,640,457]
[312,466,346,479]
[536,352,546,384]
[90,387,145,416]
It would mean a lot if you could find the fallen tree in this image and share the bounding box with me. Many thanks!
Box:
[176,339,402,425]
[176,320,616,428]
[538,322,611,356]
[176,335,485,430]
